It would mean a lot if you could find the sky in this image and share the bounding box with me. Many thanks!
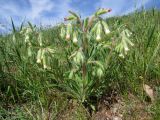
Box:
[0,0,159,33]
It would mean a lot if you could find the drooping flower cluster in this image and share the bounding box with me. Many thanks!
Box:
[115,29,134,58]
[36,33,55,69]
[60,8,112,45]
[91,20,110,42]
[18,26,35,57]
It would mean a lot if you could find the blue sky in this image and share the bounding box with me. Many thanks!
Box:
[0,0,159,33]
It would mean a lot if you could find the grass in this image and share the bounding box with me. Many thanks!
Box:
[0,9,160,120]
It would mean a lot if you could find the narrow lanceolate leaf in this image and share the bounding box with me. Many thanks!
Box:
[11,17,16,33]
[28,22,34,30]
[69,70,74,79]
[20,20,25,31]
[90,22,99,34]
[83,18,89,30]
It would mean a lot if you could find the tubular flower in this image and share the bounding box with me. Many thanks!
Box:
[36,49,42,63]
[124,46,129,52]
[96,22,102,42]
[73,31,78,44]
[38,33,43,46]
[96,34,101,41]
[60,26,66,39]
[66,34,70,40]
[12,34,16,43]
[66,23,72,40]
[42,55,47,69]
[102,21,110,34]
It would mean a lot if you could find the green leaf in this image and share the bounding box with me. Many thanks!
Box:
[11,17,16,33]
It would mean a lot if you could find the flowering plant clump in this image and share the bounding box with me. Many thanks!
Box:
[12,9,133,103]
[59,8,134,102]
[13,23,55,70]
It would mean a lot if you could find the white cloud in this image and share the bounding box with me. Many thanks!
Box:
[28,0,54,20]
[29,0,73,26]
[0,0,153,29]
[0,0,73,27]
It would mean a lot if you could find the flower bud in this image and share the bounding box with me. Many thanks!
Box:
[73,51,84,65]
[119,53,124,58]
[95,8,112,16]
[64,15,76,21]
[25,35,29,43]
[97,68,104,78]
[83,18,89,30]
